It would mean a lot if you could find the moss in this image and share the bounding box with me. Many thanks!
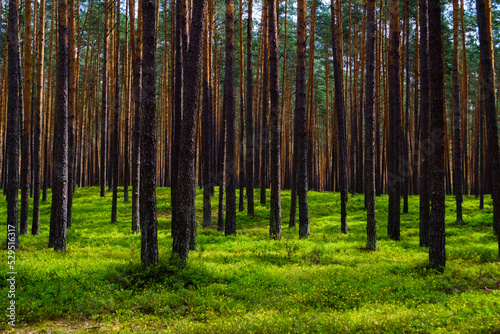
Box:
[0,187,499,333]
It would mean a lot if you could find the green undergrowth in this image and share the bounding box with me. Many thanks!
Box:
[1,187,499,333]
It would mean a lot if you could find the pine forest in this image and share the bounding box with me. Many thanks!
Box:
[1,0,500,332]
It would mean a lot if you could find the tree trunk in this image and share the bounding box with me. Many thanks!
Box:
[171,0,188,241]
[238,0,244,213]
[100,0,109,198]
[43,1,55,201]
[331,0,348,234]
[224,0,236,236]
[476,0,500,261]
[32,0,46,235]
[130,0,142,233]
[49,0,70,252]
[140,0,159,265]
[67,0,76,228]
[365,0,377,250]
[172,0,207,263]
[295,0,309,238]
[268,0,281,239]
[245,0,254,215]
[387,0,401,241]
[20,0,32,235]
[403,0,410,214]
[428,0,446,270]
[260,0,268,206]
[202,9,212,227]
[419,0,430,247]
[6,0,20,249]
[452,0,463,225]
[111,0,121,224]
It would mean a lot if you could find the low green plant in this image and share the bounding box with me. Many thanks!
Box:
[0,187,499,333]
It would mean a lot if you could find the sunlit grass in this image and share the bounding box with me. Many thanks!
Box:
[1,186,499,333]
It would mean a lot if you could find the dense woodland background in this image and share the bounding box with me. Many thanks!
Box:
[1,0,500,268]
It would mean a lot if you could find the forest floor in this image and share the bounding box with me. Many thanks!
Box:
[1,187,500,333]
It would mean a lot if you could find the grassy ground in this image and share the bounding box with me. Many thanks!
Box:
[1,186,499,333]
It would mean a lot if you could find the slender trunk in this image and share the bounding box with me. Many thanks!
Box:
[331,0,348,234]
[428,0,446,270]
[140,0,159,265]
[172,0,207,263]
[6,0,20,249]
[20,0,32,235]
[32,0,46,235]
[460,0,468,195]
[387,0,401,241]
[268,0,281,239]
[452,0,463,224]
[260,0,268,206]
[100,0,109,198]
[238,0,244,213]
[171,0,188,241]
[365,0,377,250]
[295,0,309,237]
[419,0,430,247]
[42,5,55,200]
[224,0,236,236]
[403,0,410,214]
[130,0,142,233]
[202,9,212,227]
[111,0,121,223]
[123,0,130,202]
[245,0,254,215]
[67,0,76,228]
[476,0,500,261]
[49,0,70,252]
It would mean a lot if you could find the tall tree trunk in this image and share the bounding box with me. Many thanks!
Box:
[172,0,207,263]
[428,0,446,270]
[295,0,309,238]
[403,0,410,214]
[100,0,109,198]
[358,1,366,197]
[365,0,377,250]
[20,0,32,235]
[123,0,131,203]
[224,0,236,236]
[32,0,46,235]
[260,0,268,206]
[331,0,348,234]
[238,0,244,213]
[171,0,188,241]
[268,0,281,239]
[412,0,419,196]
[111,0,121,223]
[479,80,484,209]
[67,0,76,228]
[130,0,142,233]
[6,0,20,249]
[202,8,212,227]
[452,0,463,225]
[140,0,159,265]
[419,0,430,247]
[49,0,70,252]
[476,0,500,261]
[460,0,468,195]
[387,0,401,241]
[43,1,55,201]
[245,0,254,215]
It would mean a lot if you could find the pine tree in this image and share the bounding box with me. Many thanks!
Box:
[268,0,281,239]
[140,0,159,265]
[49,0,70,252]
